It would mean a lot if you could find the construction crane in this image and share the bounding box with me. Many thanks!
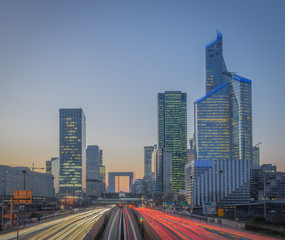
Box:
[31,162,44,172]
[253,142,261,148]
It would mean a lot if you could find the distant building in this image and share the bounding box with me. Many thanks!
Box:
[51,157,60,193]
[134,179,143,194]
[100,149,103,165]
[153,148,172,197]
[187,138,195,163]
[142,176,152,197]
[59,108,86,199]
[144,146,154,178]
[261,171,285,200]
[158,91,187,192]
[250,166,261,201]
[99,165,106,193]
[252,146,260,166]
[46,160,52,174]
[0,165,54,203]
[86,145,103,196]
[250,164,285,201]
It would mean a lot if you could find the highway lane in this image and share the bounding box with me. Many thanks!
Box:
[102,206,142,240]
[0,207,111,240]
[136,207,278,240]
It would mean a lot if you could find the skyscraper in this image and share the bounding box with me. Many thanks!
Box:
[186,32,252,206]
[51,157,60,194]
[252,145,260,166]
[158,91,187,192]
[153,148,172,194]
[59,108,86,199]
[86,145,101,195]
[46,160,52,174]
[144,146,154,178]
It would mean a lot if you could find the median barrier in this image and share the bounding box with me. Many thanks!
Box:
[131,208,161,240]
[83,207,113,240]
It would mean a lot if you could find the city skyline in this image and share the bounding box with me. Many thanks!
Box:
[1,1,285,192]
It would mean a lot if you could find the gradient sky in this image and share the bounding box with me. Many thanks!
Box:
[0,1,284,191]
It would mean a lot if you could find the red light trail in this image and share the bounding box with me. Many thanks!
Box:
[134,207,277,240]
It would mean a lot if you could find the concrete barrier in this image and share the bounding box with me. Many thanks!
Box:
[83,208,113,240]
[131,208,160,240]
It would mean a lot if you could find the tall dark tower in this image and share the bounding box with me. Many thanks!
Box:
[158,91,187,192]
[59,108,86,199]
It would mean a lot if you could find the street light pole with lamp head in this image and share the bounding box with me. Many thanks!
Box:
[218,169,223,224]
[64,180,67,210]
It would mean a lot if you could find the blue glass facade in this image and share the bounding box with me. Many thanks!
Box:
[205,31,228,94]
[186,32,253,206]
[195,34,252,164]
[59,108,86,198]
[158,91,187,192]
[195,82,231,161]
[144,146,154,178]
[231,74,252,162]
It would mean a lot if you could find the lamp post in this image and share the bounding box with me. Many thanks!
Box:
[52,176,55,212]
[72,183,74,211]
[263,170,266,220]
[64,180,67,210]
[218,170,223,224]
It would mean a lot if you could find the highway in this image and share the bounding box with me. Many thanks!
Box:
[0,207,111,240]
[136,207,278,240]
[102,206,142,240]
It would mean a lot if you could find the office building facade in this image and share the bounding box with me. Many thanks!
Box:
[0,165,54,202]
[186,32,252,207]
[158,91,187,192]
[144,146,154,178]
[46,160,52,175]
[51,157,60,194]
[252,146,260,166]
[59,108,86,198]
[86,145,102,196]
[153,148,172,192]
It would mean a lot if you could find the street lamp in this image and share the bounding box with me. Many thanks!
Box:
[218,170,223,204]
[218,170,223,224]
[64,180,67,210]
[263,170,266,220]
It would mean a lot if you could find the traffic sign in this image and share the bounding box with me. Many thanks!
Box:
[218,208,224,217]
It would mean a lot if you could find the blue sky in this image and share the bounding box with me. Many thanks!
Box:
[0,1,284,189]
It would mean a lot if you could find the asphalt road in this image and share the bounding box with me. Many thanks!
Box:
[136,207,278,240]
[102,206,142,240]
[0,207,110,240]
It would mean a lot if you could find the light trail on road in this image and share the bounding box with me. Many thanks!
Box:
[0,207,111,240]
[102,206,142,240]
[135,207,278,240]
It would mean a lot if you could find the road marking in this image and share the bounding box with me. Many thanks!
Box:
[125,208,137,240]
[108,208,120,240]
[118,209,122,240]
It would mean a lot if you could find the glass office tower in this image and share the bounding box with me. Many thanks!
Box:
[86,145,101,196]
[186,32,252,206]
[144,146,154,178]
[59,108,86,199]
[195,82,231,161]
[205,30,228,94]
[158,91,187,192]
